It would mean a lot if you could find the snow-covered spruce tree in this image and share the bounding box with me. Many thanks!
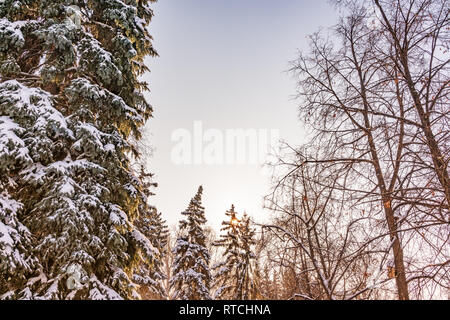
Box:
[133,166,169,299]
[134,206,168,299]
[0,0,157,299]
[213,207,258,300]
[237,213,259,299]
[170,186,212,300]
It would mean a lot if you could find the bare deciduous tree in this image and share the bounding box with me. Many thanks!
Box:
[262,0,449,300]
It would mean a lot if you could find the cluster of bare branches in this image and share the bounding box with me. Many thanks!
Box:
[260,0,449,300]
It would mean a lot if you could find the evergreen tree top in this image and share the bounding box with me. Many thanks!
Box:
[179,185,207,243]
[212,206,258,300]
[170,185,211,300]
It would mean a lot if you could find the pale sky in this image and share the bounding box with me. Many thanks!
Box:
[142,0,339,231]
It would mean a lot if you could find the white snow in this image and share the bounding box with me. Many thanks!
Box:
[0,18,25,48]
[0,80,74,140]
[0,221,14,252]
[0,116,31,164]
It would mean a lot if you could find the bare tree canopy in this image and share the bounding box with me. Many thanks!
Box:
[261,0,449,300]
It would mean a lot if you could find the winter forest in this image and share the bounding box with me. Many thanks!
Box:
[0,0,449,301]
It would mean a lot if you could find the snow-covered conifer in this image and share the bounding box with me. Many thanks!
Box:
[0,0,157,299]
[133,166,169,299]
[170,186,211,300]
[133,206,169,299]
[213,207,258,300]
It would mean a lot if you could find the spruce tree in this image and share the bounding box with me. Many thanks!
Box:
[170,186,211,300]
[237,213,258,299]
[0,0,157,299]
[133,206,168,299]
[213,207,258,300]
[133,166,169,299]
